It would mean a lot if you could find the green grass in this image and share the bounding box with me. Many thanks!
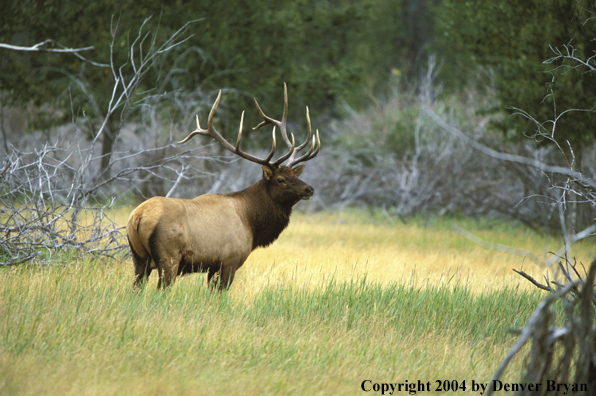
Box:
[0,262,550,395]
[249,278,537,344]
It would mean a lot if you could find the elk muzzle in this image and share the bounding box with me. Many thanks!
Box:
[302,185,315,200]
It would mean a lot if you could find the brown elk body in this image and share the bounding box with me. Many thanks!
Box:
[127,84,320,290]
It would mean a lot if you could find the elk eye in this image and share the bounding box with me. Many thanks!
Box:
[277,177,284,183]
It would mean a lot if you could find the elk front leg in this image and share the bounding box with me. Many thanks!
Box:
[217,262,243,291]
[207,265,221,289]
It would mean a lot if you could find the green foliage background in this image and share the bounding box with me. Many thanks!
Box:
[438,0,596,157]
[0,0,440,137]
[2,0,596,160]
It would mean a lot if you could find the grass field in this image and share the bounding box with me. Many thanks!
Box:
[1,209,594,395]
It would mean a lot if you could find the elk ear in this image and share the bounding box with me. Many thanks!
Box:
[262,165,274,181]
[292,165,305,177]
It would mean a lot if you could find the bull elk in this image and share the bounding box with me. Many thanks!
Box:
[126,84,320,290]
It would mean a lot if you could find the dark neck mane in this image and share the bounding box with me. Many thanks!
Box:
[228,180,294,250]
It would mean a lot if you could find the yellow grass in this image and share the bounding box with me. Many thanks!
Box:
[112,206,593,300]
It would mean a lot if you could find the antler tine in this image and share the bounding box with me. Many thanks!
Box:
[234,110,244,151]
[282,81,288,126]
[299,106,313,151]
[176,115,204,144]
[264,128,278,163]
[177,90,223,144]
[235,111,278,163]
[206,89,223,134]
[253,82,293,149]
[252,82,301,167]
[285,106,314,165]
[287,129,321,168]
[252,100,271,130]
[279,82,291,148]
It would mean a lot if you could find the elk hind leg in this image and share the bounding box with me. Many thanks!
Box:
[148,231,181,289]
[130,241,152,289]
[157,257,180,289]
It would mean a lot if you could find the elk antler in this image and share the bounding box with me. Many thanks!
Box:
[179,84,320,169]
[253,82,321,168]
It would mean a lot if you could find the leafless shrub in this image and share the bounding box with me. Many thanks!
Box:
[428,128,596,395]
[0,134,219,266]
[309,59,473,214]
[0,143,123,265]
[306,135,475,215]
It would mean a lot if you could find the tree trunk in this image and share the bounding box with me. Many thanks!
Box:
[99,116,117,179]
[566,145,586,235]
[0,93,9,154]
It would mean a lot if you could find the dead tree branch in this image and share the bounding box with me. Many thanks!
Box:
[0,137,215,266]
[453,225,543,265]
[422,106,596,191]
[511,269,556,293]
[0,39,94,53]
[0,39,108,67]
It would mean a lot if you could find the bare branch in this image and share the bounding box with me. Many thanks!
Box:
[545,224,596,267]
[0,39,109,67]
[453,225,543,265]
[89,17,202,156]
[0,95,217,266]
[422,106,596,190]
[545,43,596,74]
[512,269,556,293]
[0,39,93,53]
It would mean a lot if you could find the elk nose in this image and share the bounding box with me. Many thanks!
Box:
[305,185,314,196]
